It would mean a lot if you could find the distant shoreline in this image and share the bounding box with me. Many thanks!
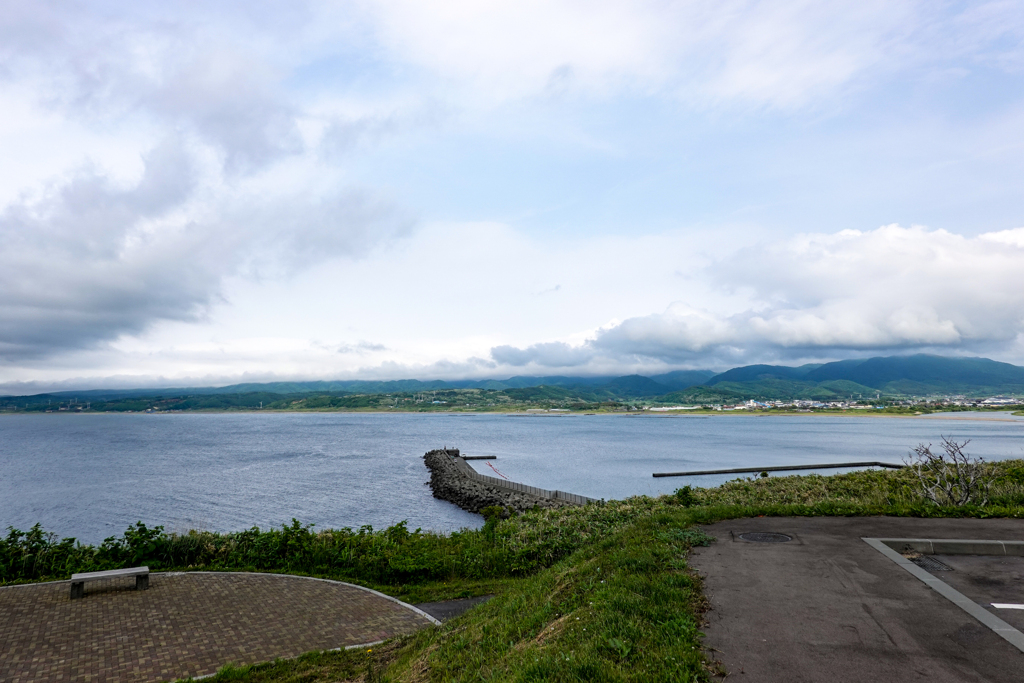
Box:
[3,408,1022,421]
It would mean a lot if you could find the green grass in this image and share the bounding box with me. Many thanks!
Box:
[383,514,713,683]
[1,501,679,603]
[183,492,1024,681]
[175,638,408,683]
[691,459,1024,508]
[178,510,716,683]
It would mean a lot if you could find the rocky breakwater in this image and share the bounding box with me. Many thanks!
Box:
[423,448,575,514]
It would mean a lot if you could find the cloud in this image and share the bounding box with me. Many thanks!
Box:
[10,1,1004,120]
[0,137,410,362]
[367,0,1024,108]
[491,341,595,367]
[0,137,207,359]
[336,341,388,354]
[719,224,1024,348]
[602,224,1024,361]
[0,2,312,174]
[593,304,742,360]
[148,51,304,175]
[0,5,423,365]
[491,225,1024,370]
[316,98,450,159]
[3,3,1024,387]
[234,187,414,277]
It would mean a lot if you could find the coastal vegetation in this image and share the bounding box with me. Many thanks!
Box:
[3,387,625,414]
[4,459,1024,681]
[1,503,662,603]
[1,385,1020,416]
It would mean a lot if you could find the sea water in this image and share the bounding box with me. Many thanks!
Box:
[1,411,1021,544]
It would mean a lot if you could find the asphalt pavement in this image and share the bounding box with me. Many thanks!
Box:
[414,595,493,622]
[689,516,1024,682]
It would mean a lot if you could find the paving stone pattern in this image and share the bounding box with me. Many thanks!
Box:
[0,572,435,683]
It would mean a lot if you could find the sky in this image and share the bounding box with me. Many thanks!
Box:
[2,0,1024,393]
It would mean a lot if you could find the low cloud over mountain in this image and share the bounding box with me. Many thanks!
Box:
[493,225,1024,371]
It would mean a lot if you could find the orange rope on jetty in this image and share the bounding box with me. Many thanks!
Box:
[486,462,510,479]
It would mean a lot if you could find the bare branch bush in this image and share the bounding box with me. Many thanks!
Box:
[905,437,989,506]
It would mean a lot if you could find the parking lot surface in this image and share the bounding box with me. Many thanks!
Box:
[928,553,1024,631]
[690,516,1024,682]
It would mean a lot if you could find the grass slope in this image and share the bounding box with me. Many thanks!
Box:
[175,461,1024,682]
[176,514,713,683]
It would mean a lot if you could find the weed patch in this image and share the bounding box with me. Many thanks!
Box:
[389,509,713,682]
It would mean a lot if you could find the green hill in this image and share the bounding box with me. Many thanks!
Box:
[699,355,1024,397]
[602,375,671,397]
[659,386,744,404]
[647,369,716,390]
[704,363,819,384]
[804,354,1024,393]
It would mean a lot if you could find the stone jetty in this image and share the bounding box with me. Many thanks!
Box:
[423,448,579,514]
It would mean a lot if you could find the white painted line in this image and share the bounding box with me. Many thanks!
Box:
[993,604,1024,610]
[342,639,386,651]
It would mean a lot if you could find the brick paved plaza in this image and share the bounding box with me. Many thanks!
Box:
[0,572,438,682]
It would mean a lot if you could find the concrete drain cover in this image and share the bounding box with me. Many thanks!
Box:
[739,532,792,543]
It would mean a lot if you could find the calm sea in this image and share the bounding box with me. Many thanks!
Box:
[1,412,1022,544]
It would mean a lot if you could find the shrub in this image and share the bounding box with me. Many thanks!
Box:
[905,437,990,506]
[673,486,698,507]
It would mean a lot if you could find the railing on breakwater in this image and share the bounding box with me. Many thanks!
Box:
[652,461,905,478]
[447,453,599,506]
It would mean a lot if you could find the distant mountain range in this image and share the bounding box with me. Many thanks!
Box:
[0,369,719,402]
[3,355,1024,405]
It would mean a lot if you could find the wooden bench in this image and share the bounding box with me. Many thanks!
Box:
[70,566,149,599]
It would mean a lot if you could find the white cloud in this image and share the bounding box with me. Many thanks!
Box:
[491,341,595,367]
[579,224,1024,366]
[366,0,1024,107]
[366,0,675,100]
[0,3,417,363]
[2,3,1024,388]
[4,219,1024,388]
[0,220,734,386]
[0,136,410,361]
